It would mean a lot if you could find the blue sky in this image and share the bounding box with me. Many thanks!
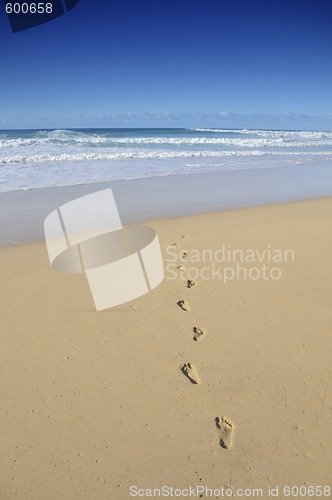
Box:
[1,0,332,130]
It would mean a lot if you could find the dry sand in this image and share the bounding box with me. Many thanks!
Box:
[0,197,331,499]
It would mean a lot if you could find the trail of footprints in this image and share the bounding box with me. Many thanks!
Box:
[174,237,235,450]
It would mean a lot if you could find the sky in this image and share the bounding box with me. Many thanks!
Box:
[1,0,332,130]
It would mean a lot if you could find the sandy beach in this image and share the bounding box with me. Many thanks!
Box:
[0,196,331,499]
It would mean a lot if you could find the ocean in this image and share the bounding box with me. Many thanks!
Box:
[1,127,332,193]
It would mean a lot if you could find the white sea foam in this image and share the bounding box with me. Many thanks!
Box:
[190,128,332,139]
[1,134,332,149]
[1,127,331,193]
[2,149,332,165]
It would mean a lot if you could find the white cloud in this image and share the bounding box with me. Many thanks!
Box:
[2,111,332,131]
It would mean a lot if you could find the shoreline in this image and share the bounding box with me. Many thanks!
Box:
[1,160,332,246]
[1,194,331,248]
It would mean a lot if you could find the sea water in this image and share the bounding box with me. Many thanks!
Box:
[1,127,332,193]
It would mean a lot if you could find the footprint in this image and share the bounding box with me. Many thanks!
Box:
[177,300,189,311]
[177,264,185,272]
[171,242,180,247]
[193,326,205,341]
[181,251,190,260]
[187,279,196,289]
[215,417,234,449]
[181,363,200,384]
